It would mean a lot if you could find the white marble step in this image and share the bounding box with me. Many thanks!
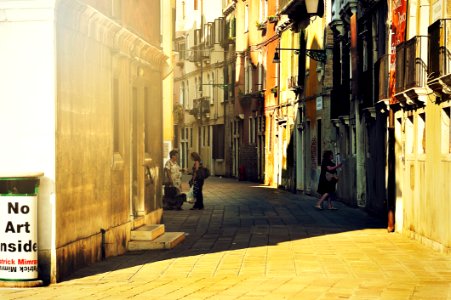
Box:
[130,224,165,241]
[128,232,186,250]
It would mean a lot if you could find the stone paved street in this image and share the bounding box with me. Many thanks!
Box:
[1,176,451,299]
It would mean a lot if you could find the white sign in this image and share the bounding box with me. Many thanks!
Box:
[316,96,323,110]
[0,196,38,280]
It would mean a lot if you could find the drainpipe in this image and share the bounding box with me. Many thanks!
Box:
[350,9,365,207]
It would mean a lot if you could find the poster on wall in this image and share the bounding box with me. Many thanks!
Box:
[389,0,408,104]
[0,196,38,280]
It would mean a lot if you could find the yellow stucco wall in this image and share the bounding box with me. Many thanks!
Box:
[395,99,451,253]
[51,1,165,281]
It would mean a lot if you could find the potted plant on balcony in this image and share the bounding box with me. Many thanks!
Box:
[256,21,267,31]
[267,15,278,23]
[173,103,185,125]
[271,86,278,97]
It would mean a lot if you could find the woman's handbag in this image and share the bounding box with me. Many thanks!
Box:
[325,172,339,182]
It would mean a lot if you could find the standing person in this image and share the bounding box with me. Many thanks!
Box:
[164,149,184,193]
[189,151,205,210]
[315,150,342,210]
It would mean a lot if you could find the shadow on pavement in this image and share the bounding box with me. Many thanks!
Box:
[66,176,386,281]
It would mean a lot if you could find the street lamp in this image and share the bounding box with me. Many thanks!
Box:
[273,47,326,63]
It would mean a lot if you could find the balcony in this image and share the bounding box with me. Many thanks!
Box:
[428,19,451,96]
[256,21,267,31]
[186,47,211,63]
[287,75,303,94]
[394,35,429,107]
[375,55,390,101]
[374,54,390,111]
[189,97,211,119]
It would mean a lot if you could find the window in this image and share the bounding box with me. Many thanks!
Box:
[202,125,211,147]
[228,17,236,39]
[210,73,214,104]
[112,0,121,19]
[181,127,190,169]
[214,18,224,44]
[244,56,249,93]
[230,120,234,145]
[258,115,265,134]
[194,77,198,99]
[178,42,186,60]
[258,52,265,91]
[204,23,212,48]
[249,117,256,144]
[442,107,451,154]
[245,4,249,32]
[187,81,191,109]
[213,125,225,159]
[259,0,268,22]
[228,64,234,98]
[180,82,185,108]
[208,125,211,147]
[206,74,210,98]
[244,56,253,94]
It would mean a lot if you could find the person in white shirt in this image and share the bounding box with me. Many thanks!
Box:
[164,150,184,192]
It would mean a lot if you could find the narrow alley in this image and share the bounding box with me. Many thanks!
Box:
[1,177,450,299]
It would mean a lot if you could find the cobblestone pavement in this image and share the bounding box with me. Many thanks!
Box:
[1,176,451,299]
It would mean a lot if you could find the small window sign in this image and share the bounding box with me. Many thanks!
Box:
[316,96,323,111]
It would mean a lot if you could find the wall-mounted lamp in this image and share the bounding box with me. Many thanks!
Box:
[273,47,326,64]
[305,0,322,14]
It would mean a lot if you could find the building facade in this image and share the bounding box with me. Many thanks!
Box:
[0,0,167,282]
[391,0,451,252]
[330,0,451,252]
[174,0,227,175]
[275,0,329,193]
[171,0,451,253]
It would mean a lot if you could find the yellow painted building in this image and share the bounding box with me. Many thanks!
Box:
[0,0,166,282]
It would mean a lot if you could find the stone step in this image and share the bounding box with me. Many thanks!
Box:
[128,232,186,251]
[130,224,165,241]
[132,216,146,230]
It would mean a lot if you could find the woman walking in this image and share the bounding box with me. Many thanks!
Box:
[315,150,342,210]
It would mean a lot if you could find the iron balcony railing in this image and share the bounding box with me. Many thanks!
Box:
[428,18,451,80]
[279,0,293,12]
[190,97,211,118]
[375,54,390,101]
[395,35,429,93]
